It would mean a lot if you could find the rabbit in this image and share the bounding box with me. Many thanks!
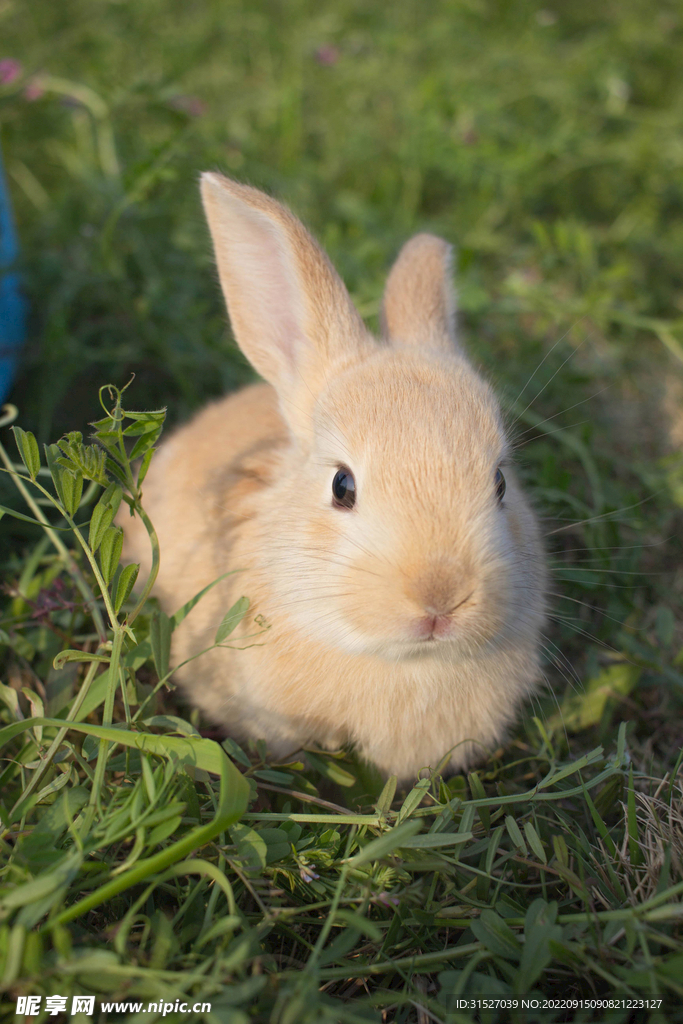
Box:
[121,172,547,782]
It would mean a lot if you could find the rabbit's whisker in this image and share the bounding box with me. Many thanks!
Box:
[509,316,587,408]
[547,590,648,631]
[549,562,657,574]
[544,492,662,536]
[548,540,667,556]
[538,633,583,693]
[547,615,635,662]
[514,330,590,422]
[510,420,590,450]
[511,383,613,441]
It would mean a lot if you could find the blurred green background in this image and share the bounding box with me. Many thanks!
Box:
[1,0,682,747]
[2,0,682,431]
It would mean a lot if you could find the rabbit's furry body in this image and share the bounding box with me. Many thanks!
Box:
[122,174,547,781]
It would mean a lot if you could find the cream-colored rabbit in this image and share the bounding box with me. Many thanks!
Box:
[122,173,547,781]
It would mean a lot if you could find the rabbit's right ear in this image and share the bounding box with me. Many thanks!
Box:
[381,233,459,353]
[200,173,373,437]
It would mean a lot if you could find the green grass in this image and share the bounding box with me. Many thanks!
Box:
[1,1,683,1021]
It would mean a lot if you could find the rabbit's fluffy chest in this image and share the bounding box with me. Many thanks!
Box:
[209,614,536,779]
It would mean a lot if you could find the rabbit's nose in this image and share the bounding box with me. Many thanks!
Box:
[414,593,474,641]
[414,612,449,640]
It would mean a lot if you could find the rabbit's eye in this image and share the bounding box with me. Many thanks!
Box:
[495,468,506,503]
[332,467,356,509]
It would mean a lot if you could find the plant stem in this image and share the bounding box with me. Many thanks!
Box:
[83,624,126,831]
[0,438,108,642]
[9,658,101,819]
[127,505,159,626]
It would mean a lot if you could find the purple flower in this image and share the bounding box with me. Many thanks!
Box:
[314,45,339,66]
[377,892,400,907]
[0,59,22,85]
[169,95,205,117]
[24,78,44,101]
[299,866,320,883]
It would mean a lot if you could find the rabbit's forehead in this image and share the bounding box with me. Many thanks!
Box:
[313,355,505,465]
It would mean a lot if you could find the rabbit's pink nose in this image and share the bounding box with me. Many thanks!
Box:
[413,593,473,641]
[415,613,452,640]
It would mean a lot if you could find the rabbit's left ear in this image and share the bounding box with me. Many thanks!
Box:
[381,233,459,352]
[200,172,374,441]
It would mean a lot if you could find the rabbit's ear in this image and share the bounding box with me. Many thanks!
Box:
[381,233,458,352]
[200,173,372,435]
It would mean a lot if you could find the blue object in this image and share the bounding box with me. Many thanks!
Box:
[0,140,27,403]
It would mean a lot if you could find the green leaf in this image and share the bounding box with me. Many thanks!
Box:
[486,825,505,874]
[397,778,431,822]
[505,815,527,855]
[22,687,44,740]
[469,771,490,829]
[348,821,422,866]
[0,681,20,719]
[195,916,243,950]
[256,827,292,864]
[151,609,172,679]
[143,715,201,737]
[0,504,70,529]
[304,750,356,787]
[100,482,123,518]
[0,716,244,777]
[53,650,110,670]
[147,815,183,846]
[170,571,241,630]
[536,746,604,789]
[12,426,40,480]
[399,831,473,848]
[99,525,123,585]
[123,408,167,422]
[56,432,108,484]
[515,899,562,993]
[215,596,250,644]
[88,484,122,552]
[0,850,82,913]
[129,427,162,460]
[137,447,155,486]
[551,664,641,733]
[22,731,250,927]
[114,562,139,613]
[470,909,522,961]
[376,775,397,819]
[332,909,383,943]
[105,457,128,487]
[89,503,114,552]
[627,766,643,866]
[552,834,569,867]
[582,782,617,857]
[123,417,163,437]
[524,821,547,864]
[229,822,268,870]
[33,787,90,838]
[222,735,252,769]
[141,755,156,802]
[59,467,83,516]
[58,429,83,449]
[69,666,113,721]
[44,443,67,507]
